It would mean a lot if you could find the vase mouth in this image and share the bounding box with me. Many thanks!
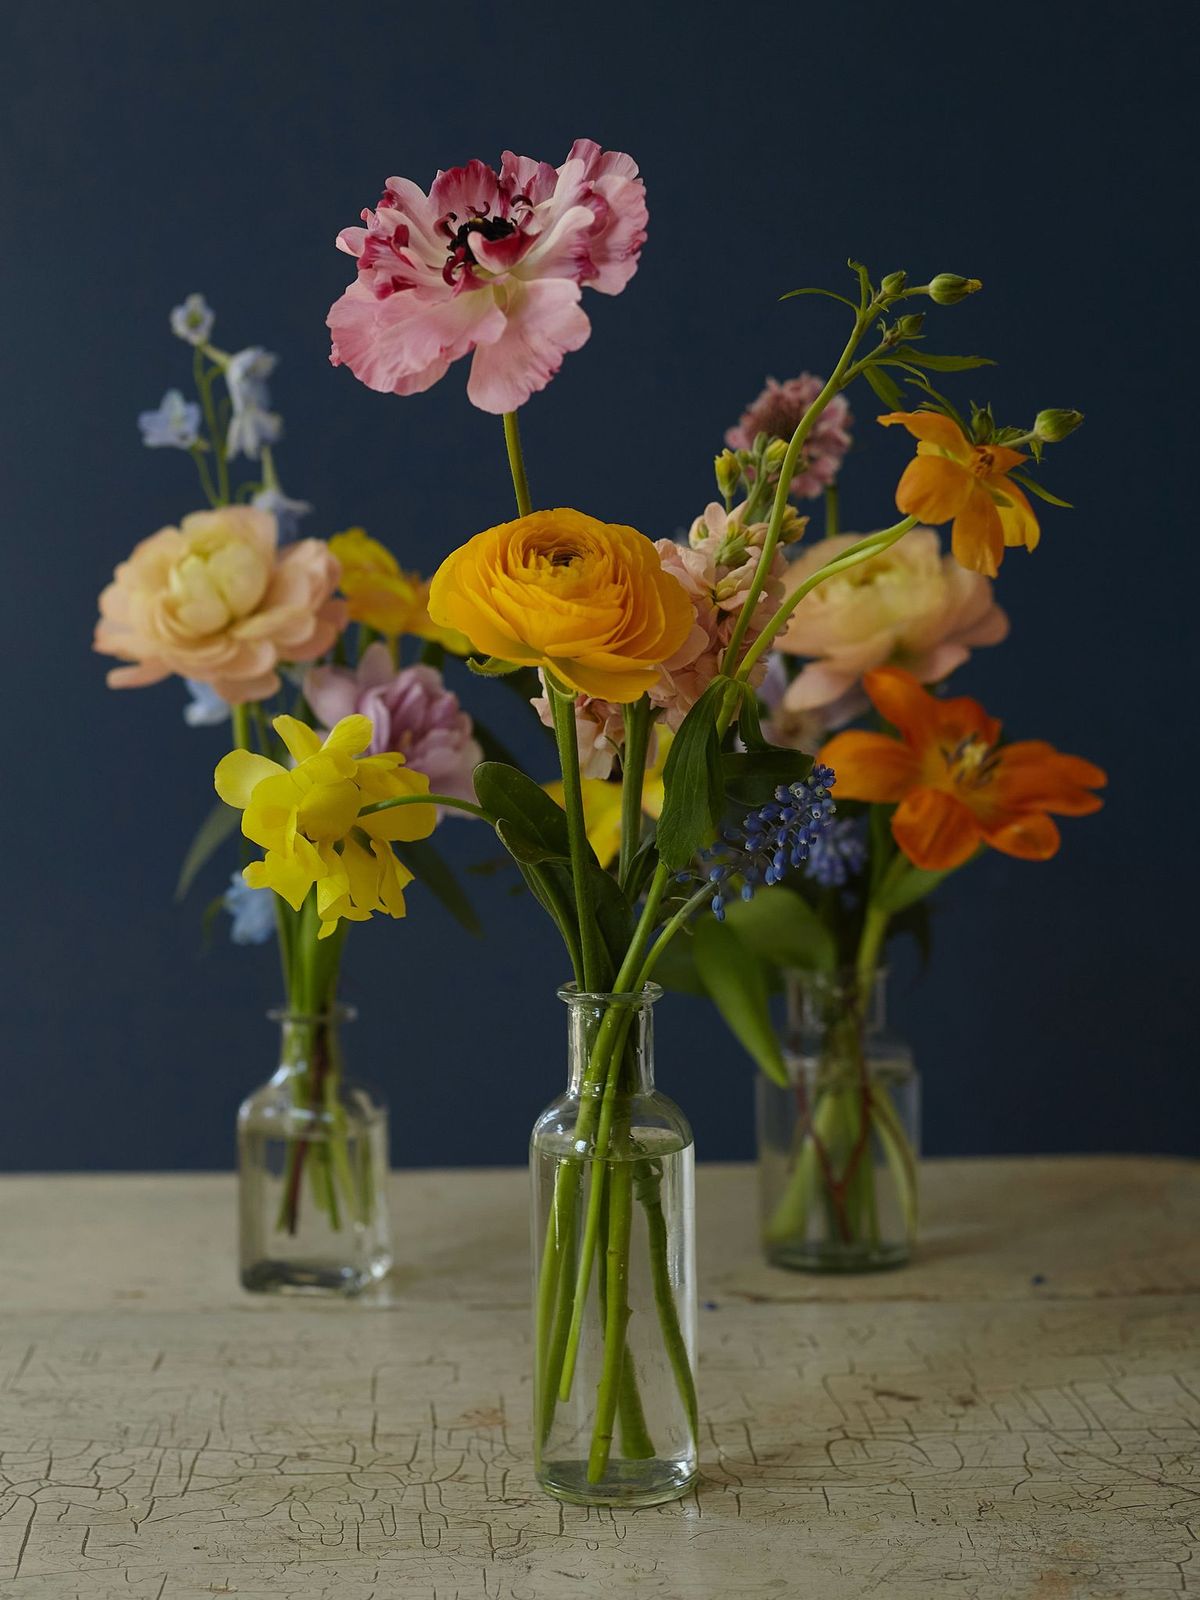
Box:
[267,1003,358,1025]
[557,982,663,1008]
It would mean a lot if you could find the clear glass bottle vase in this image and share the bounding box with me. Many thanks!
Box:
[756,968,919,1271]
[237,1006,391,1294]
[531,984,698,1507]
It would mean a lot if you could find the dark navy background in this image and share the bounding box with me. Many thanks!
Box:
[4,1,1194,1169]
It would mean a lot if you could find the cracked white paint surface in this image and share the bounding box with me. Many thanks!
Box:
[0,1159,1196,1598]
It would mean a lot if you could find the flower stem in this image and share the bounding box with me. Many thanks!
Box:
[732,518,917,693]
[618,698,652,893]
[502,411,533,517]
[825,483,840,537]
[358,792,489,821]
[547,679,604,992]
[587,1154,634,1483]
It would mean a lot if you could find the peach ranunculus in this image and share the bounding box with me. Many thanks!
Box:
[94,507,345,704]
[774,526,1008,731]
[427,508,694,703]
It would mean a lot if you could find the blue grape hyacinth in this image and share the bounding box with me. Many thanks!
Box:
[804,817,867,888]
[701,763,837,919]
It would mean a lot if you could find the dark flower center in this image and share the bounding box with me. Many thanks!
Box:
[437,196,532,285]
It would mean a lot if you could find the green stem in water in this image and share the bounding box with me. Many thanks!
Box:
[586,1156,634,1483]
[502,411,533,517]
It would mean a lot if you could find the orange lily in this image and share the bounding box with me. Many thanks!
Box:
[878,411,1040,578]
[819,667,1105,872]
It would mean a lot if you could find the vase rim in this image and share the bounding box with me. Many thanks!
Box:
[557,982,663,1007]
[267,1003,358,1025]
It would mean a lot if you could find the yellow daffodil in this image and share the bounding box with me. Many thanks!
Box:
[546,728,673,868]
[329,528,471,653]
[214,713,437,937]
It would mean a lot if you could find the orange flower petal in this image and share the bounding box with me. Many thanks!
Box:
[878,411,969,457]
[818,729,920,803]
[894,455,972,525]
[950,485,1005,577]
[892,787,981,872]
[993,478,1041,551]
[978,811,1061,861]
[860,666,944,749]
[992,742,1107,815]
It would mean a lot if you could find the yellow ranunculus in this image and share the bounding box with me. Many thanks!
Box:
[546,729,673,868]
[427,509,695,703]
[214,713,437,937]
[329,527,470,652]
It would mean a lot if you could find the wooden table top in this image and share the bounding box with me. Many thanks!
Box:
[0,1158,1196,1598]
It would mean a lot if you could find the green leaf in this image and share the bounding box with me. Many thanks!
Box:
[586,863,635,988]
[692,919,788,1086]
[466,655,521,676]
[649,929,707,997]
[862,362,905,410]
[873,852,959,914]
[1008,469,1073,509]
[721,747,814,808]
[780,286,859,311]
[392,838,481,935]
[473,762,575,862]
[655,679,728,871]
[889,346,995,372]
[494,818,564,865]
[175,802,240,902]
[724,885,837,973]
[736,686,769,752]
[623,835,660,903]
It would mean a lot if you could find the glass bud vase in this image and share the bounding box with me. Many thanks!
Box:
[237,1006,391,1294]
[756,968,919,1272]
[531,984,698,1508]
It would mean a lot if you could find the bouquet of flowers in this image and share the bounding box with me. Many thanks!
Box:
[93,299,484,1291]
[322,136,1098,1503]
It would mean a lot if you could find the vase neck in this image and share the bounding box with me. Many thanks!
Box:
[560,985,660,1095]
[786,968,887,1038]
[269,1007,352,1083]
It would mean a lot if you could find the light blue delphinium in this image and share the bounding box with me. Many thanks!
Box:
[223,873,277,946]
[138,389,202,449]
[252,484,313,541]
[170,293,215,346]
[225,347,283,460]
[183,679,230,728]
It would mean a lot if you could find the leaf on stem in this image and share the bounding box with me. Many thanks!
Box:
[655,680,728,871]
[721,747,814,808]
[692,919,788,1086]
[391,838,481,935]
[862,362,905,410]
[474,762,576,862]
[887,346,996,372]
[467,655,522,676]
[724,884,837,973]
[780,286,860,311]
[175,802,241,902]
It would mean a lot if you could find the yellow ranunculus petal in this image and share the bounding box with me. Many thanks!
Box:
[214,749,285,809]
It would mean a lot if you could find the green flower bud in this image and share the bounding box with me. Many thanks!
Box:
[894,312,925,337]
[762,437,790,475]
[714,449,742,499]
[928,273,982,306]
[1033,408,1084,443]
[880,270,907,296]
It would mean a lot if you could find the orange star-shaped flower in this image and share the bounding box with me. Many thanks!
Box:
[819,667,1105,871]
[879,411,1040,578]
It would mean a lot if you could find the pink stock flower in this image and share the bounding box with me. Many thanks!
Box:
[774,527,1009,729]
[531,679,628,781]
[726,374,853,499]
[304,643,483,815]
[327,141,647,414]
[651,504,790,730]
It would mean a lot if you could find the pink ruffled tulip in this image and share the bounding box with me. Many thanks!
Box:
[775,527,1009,729]
[305,644,482,814]
[327,141,647,414]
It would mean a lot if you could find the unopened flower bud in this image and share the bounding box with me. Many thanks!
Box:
[714,449,742,499]
[894,312,925,338]
[778,507,810,546]
[762,437,790,476]
[880,270,907,296]
[928,273,982,306]
[1033,408,1084,443]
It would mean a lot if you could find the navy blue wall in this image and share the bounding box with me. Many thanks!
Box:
[4,0,1194,1169]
